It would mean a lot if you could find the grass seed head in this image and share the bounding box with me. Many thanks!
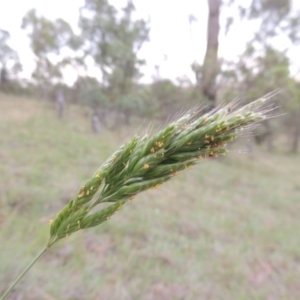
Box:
[48,93,277,246]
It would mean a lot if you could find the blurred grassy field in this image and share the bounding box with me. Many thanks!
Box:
[1,93,300,300]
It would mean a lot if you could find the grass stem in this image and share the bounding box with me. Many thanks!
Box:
[0,247,48,300]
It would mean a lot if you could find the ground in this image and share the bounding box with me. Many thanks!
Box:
[1,93,300,300]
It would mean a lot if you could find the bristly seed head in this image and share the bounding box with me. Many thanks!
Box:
[48,92,278,247]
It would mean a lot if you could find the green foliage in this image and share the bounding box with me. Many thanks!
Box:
[229,0,300,43]
[21,9,74,57]
[149,80,182,118]
[142,79,198,119]
[78,0,150,119]
[239,46,290,99]
[21,9,75,94]
[0,30,18,69]
[74,76,107,108]
[0,29,22,91]
[220,45,293,149]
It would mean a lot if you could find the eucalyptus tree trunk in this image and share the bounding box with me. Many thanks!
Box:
[291,109,300,153]
[57,89,65,119]
[91,114,101,134]
[201,0,220,108]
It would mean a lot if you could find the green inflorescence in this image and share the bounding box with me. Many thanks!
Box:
[48,95,275,247]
